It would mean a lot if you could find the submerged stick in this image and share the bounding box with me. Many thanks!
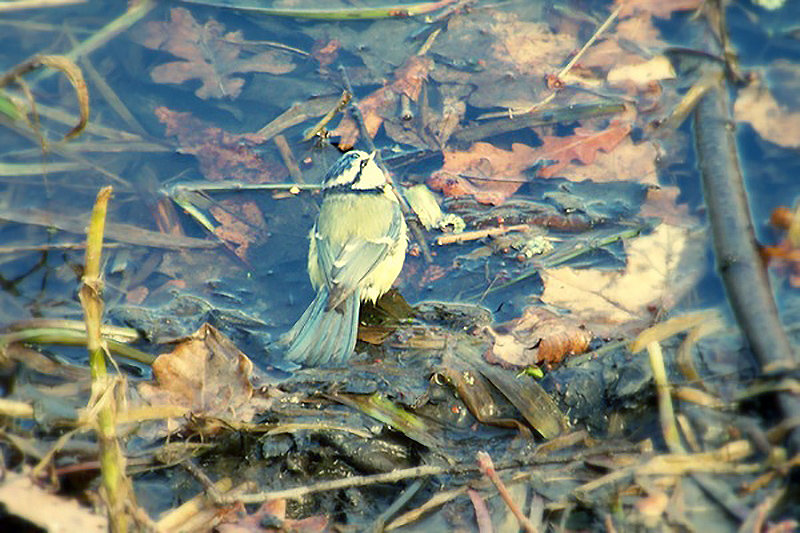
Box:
[694,65,800,453]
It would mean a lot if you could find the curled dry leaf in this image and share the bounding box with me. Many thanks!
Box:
[138,324,269,433]
[485,307,593,367]
[139,7,295,99]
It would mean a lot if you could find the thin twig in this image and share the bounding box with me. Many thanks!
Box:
[436,224,529,245]
[338,64,433,263]
[477,451,538,533]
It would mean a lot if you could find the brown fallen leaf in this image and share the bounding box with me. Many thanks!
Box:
[431,10,577,111]
[428,142,539,205]
[217,498,328,533]
[210,200,268,261]
[139,7,295,99]
[537,121,632,178]
[156,106,285,183]
[615,0,703,19]
[734,72,800,149]
[0,472,107,532]
[332,55,434,148]
[485,307,593,367]
[138,324,269,433]
[540,223,702,337]
[551,135,660,185]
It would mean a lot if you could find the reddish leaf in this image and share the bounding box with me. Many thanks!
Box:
[210,200,268,261]
[332,55,433,148]
[156,107,285,183]
[537,121,631,178]
[217,499,328,533]
[485,307,593,367]
[139,7,295,99]
[428,142,539,205]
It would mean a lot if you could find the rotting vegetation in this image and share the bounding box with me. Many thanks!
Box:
[0,0,799,531]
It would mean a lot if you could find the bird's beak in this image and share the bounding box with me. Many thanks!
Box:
[367,150,377,161]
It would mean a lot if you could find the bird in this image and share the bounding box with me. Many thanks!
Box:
[282,150,408,367]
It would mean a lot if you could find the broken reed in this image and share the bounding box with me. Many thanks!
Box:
[79,186,132,533]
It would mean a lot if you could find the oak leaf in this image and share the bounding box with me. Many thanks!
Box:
[140,7,295,99]
[332,55,433,147]
[428,142,538,205]
[537,121,632,178]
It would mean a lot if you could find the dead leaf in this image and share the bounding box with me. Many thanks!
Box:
[312,38,340,67]
[138,324,266,432]
[0,471,107,532]
[577,13,663,72]
[607,55,676,85]
[217,499,328,533]
[540,223,702,337]
[210,200,268,261]
[431,10,577,110]
[156,107,286,183]
[615,0,703,19]
[553,135,660,185]
[332,55,433,147]
[537,121,632,178]
[485,307,593,367]
[139,7,295,99]
[428,142,539,204]
[735,75,800,149]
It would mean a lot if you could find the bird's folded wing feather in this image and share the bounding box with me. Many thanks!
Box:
[316,207,403,310]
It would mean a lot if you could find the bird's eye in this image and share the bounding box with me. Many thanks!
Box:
[359,159,368,170]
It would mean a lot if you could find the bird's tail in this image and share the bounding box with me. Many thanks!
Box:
[283,287,359,367]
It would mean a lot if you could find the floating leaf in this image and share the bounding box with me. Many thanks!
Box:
[540,224,702,337]
[537,121,631,178]
[139,7,295,99]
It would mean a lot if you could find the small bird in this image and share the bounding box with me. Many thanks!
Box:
[283,150,408,366]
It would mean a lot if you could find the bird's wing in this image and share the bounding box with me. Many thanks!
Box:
[315,206,403,310]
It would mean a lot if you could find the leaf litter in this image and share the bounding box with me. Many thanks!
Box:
[1,0,799,531]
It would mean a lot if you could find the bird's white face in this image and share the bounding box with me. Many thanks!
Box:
[323,150,388,191]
